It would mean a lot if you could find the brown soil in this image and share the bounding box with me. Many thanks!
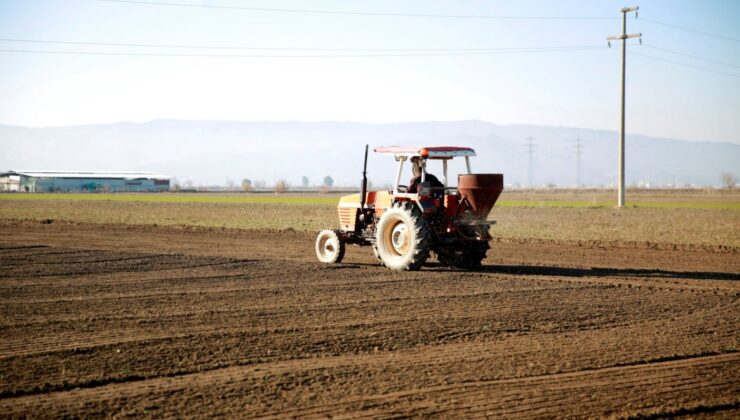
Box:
[1,220,738,418]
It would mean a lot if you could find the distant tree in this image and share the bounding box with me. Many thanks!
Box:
[721,172,737,189]
[171,177,181,192]
[321,176,334,193]
[301,176,309,188]
[274,179,290,194]
[253,180,266,190]
[241,178,252,192]
[226,178,235,190]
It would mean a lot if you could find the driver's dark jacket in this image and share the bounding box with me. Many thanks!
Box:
[408,173,443,193]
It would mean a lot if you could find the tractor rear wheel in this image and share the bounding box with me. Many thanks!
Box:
[435,241,489,270]
[375,202,430,271]
[315,229,345,264]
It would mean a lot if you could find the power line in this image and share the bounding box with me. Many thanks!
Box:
[96,0,617,20]
[0,46,606,58]
[641,44,740,69]
[9,37,736,77]
[4,38,736,72]
[97,1,740,45]
[641,18,740,43]
[0,38,606,53]
[91,1,740,43]
[99,0,740,41]
[628,51,740,79]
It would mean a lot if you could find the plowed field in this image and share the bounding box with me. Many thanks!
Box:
[1,220,738,418]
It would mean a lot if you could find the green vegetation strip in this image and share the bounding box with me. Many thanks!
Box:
[0,193,737,209]
[0,193,339,205]
[497,200,740,209]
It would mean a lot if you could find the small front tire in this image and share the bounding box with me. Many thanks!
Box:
[315,229,345,264]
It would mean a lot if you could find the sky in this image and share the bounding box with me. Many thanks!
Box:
[0,0,739,143]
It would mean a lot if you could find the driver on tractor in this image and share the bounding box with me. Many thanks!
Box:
[408,156,444,194]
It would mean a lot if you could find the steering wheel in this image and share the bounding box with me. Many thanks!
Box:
[397,185,408,193]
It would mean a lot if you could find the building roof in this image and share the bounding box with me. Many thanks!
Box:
[374,146,476,159]
[0,170,171,180]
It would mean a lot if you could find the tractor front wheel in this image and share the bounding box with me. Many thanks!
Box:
[315,229,345,264]
[375,203,430,271]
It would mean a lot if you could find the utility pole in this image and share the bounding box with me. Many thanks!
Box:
[574,136,583,188]
[525,136,535,188]
[607,6,641,208]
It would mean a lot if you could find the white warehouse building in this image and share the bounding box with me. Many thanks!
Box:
[0,171,171,192]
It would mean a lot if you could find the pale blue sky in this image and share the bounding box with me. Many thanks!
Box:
[1,0,739,143]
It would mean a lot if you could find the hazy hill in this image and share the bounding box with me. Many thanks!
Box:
[1,120,738,187]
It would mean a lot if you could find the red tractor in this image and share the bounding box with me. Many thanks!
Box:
[316,145,503,271]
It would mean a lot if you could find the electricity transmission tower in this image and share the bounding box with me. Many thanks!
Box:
[574,136,584,188]
[525,136,535,188]
[607,6,641,207]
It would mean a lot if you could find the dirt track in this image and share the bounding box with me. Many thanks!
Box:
[1,220,738,418]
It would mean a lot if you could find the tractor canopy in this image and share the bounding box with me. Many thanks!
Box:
[374,146,476,159]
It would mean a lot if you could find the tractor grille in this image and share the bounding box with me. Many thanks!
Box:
[338,207,356,231]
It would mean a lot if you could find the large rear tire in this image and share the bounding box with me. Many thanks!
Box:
[435,240,489,270]
[375,202,430,271]
[315,229,345,264]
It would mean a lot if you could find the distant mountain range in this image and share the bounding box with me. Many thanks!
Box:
[1,120,738,187]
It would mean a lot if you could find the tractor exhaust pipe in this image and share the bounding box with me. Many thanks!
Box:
[355,144,370,232]
[359,144,369,210]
